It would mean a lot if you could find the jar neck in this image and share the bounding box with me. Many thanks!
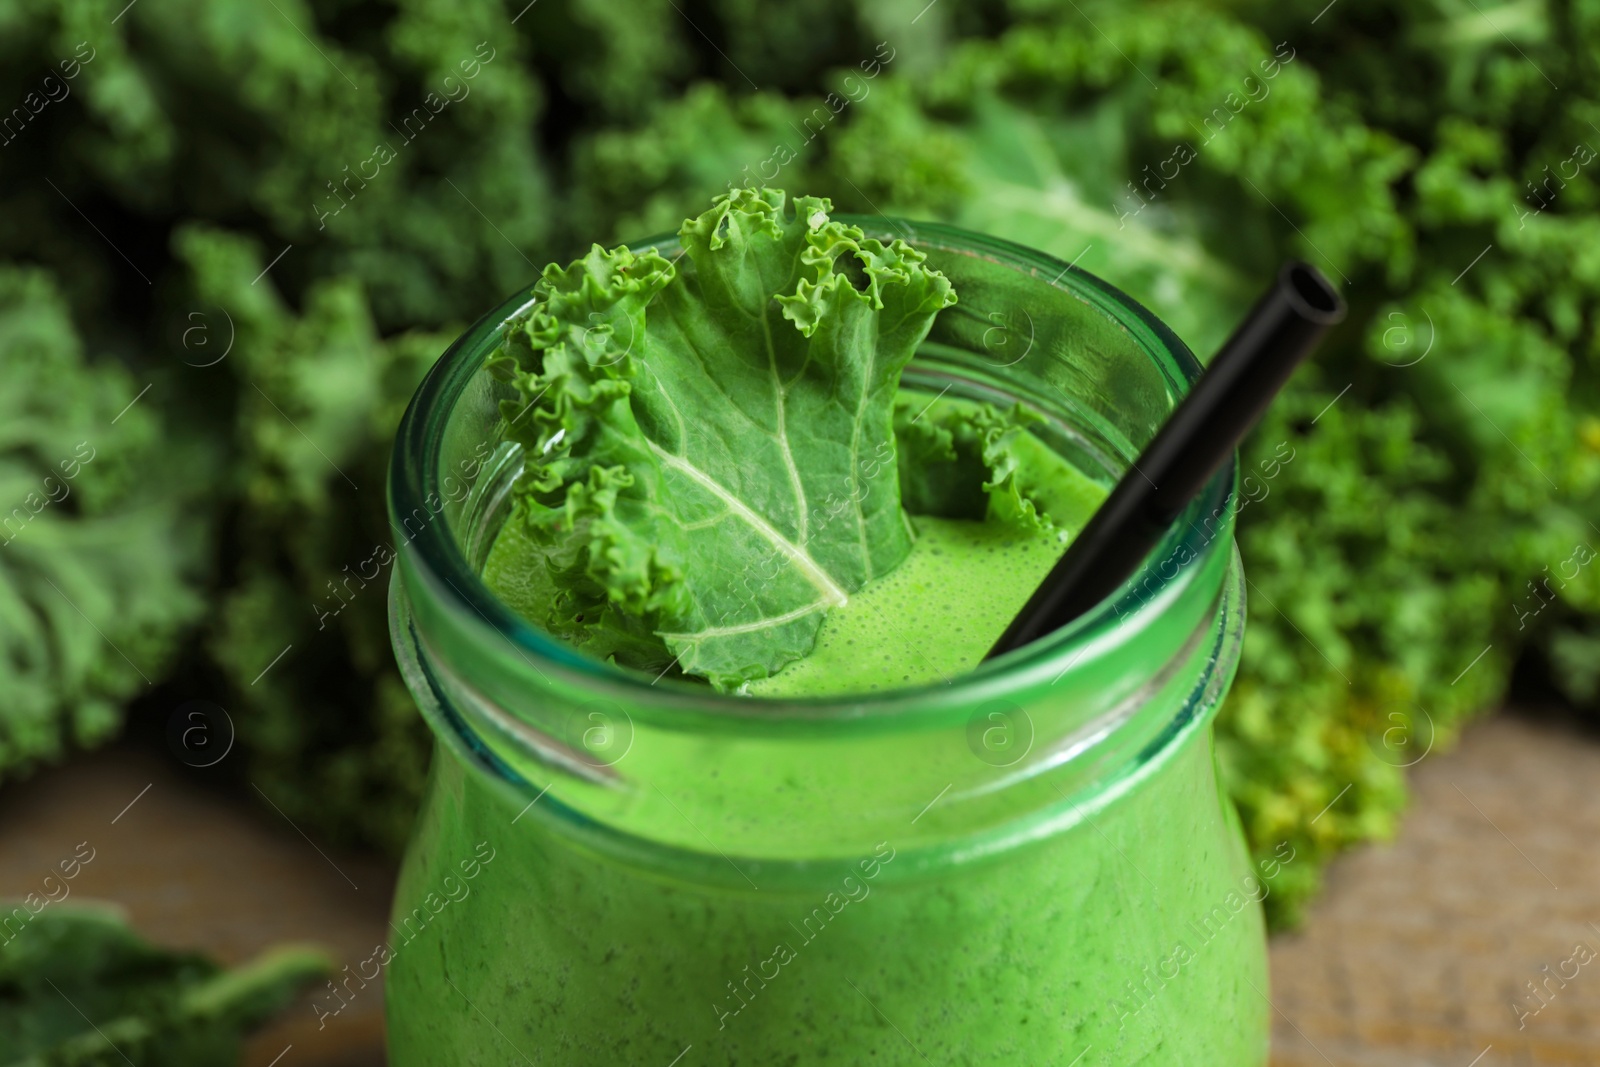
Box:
[389,514,1243,881]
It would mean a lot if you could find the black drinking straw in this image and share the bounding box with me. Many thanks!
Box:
[985,260,1347,659]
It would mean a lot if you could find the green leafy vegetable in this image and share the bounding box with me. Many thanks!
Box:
[893,393,1080,536]
[489,188,956,688]
[175,226,447,853]
[0,268,210,782]
[0,904,328,1066]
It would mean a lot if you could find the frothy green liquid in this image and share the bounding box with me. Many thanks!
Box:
[744,517,1062,696]
[486,513,1075,697]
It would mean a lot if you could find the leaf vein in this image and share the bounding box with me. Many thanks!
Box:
[645,439,848,606]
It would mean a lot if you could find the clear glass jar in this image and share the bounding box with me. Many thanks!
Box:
[385,219,1267,1065]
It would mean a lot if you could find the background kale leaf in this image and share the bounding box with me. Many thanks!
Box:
[0,268,211,782]
[174,226,451,852]
[0,904,327,1066]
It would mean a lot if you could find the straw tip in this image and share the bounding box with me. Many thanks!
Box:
[1280,261,1346,326]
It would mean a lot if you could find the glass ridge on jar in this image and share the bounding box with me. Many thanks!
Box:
[384,219,1269,1066]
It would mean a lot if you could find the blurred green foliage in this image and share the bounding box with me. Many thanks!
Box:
[1,0,1597,933]
[0,904,327,1065]
[0,268,211,781]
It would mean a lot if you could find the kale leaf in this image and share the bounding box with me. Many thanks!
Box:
[0,904,327,1066]
[894,392,1078,535]
[0,269,211,783]
[490,188,956,688]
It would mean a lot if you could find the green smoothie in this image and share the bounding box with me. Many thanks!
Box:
[384,188,1270,1064]
[385,665,1270,1065]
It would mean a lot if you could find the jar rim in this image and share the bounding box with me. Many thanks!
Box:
[388,216,1238,722]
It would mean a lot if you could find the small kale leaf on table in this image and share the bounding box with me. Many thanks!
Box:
[0,905,329,1067]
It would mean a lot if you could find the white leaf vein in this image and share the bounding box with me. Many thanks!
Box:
[645,439,848,607]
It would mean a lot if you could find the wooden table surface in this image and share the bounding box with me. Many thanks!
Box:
[1269,710,1600,1066]
[1,708,1595,1066]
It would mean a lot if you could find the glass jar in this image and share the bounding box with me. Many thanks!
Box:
[385,219,1267,1065]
